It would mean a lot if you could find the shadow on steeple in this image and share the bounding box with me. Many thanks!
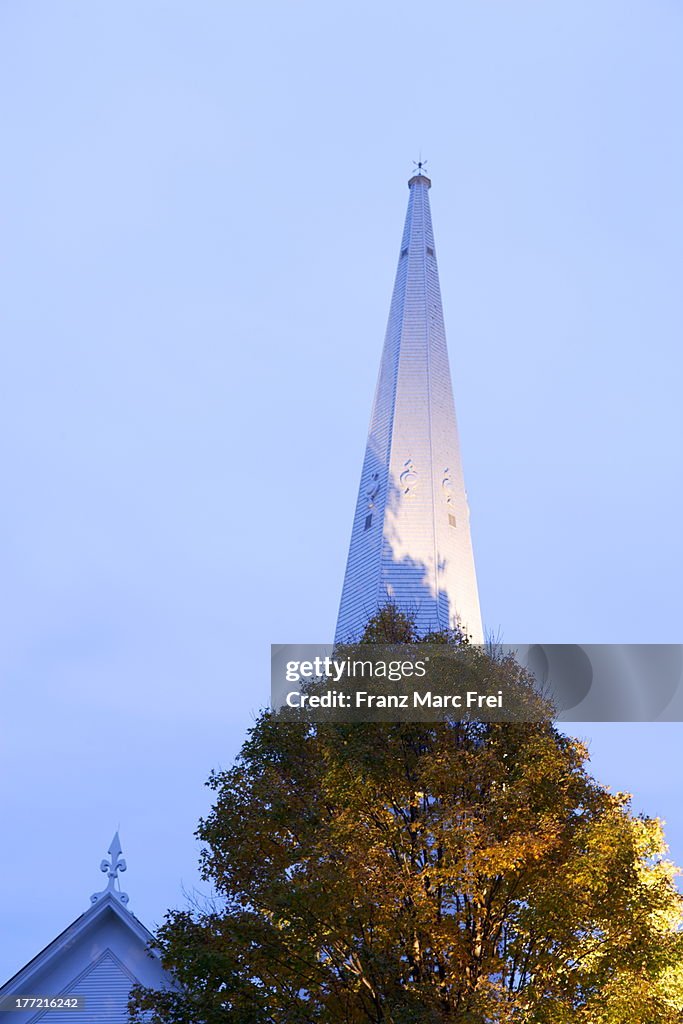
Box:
[335,465,464,643]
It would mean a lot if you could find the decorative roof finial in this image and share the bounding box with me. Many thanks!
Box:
[408,156,431,188]
[91,831,129,907]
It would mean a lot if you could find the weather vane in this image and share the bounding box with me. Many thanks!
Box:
[413,156,429,177]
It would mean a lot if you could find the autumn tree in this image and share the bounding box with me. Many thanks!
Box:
[131,610,683,1023]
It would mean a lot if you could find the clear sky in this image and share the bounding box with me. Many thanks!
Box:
[1,0,682,982]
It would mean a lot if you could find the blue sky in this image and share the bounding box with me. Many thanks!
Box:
[1,0,682,981]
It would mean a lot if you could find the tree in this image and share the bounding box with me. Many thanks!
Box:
[131,610,683,1023]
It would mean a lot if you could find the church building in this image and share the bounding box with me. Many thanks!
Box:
[0,835,172,1022]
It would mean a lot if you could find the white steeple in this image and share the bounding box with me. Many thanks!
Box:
[336,171,483,643]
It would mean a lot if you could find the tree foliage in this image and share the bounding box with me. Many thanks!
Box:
[132,610,683,1023]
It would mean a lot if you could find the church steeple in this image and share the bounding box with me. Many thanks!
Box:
[335,172,483,642]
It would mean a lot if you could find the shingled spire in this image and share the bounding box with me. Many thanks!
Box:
[336,172,483,642]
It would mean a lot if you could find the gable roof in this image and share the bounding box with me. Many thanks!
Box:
[0,892,173,1023]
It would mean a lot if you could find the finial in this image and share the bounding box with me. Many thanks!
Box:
[91,831,129,906]
[412,156,428,176]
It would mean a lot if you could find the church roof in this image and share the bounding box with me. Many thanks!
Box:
[0,836,173,1023]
